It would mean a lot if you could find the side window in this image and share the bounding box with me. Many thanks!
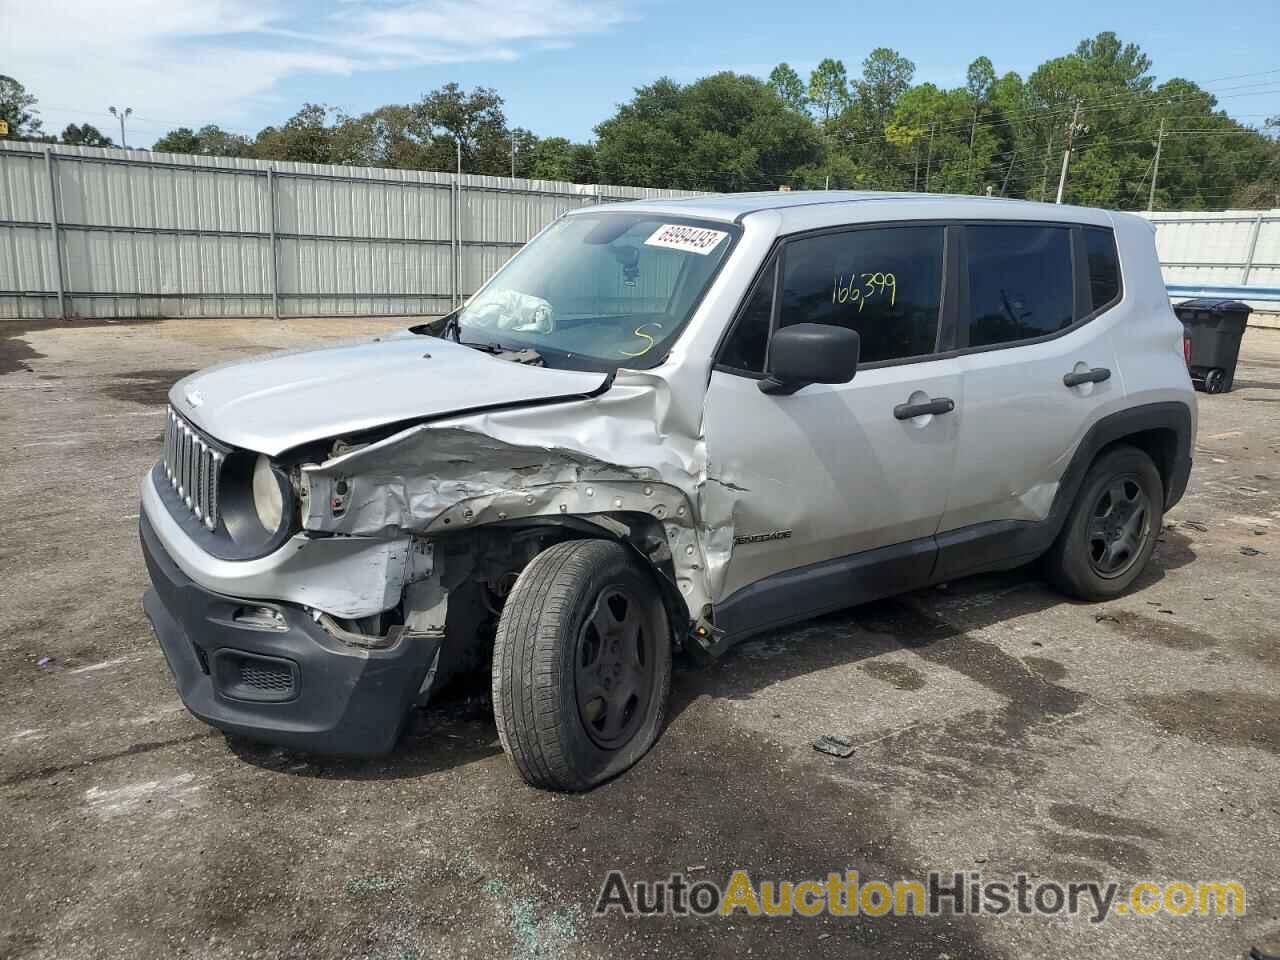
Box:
[966,225,1074,347]
[718,256,775,373]
[778,226,944,364]
[1085,228,1121,312]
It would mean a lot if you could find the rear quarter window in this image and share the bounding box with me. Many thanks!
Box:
[1085,228,1122,312]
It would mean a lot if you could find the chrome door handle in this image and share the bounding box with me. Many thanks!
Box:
[894,397,955,420]
[1063,367,1111,387]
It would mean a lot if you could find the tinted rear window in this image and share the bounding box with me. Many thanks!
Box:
[1085,228,1121,312]
[966,225,1074,347]
[779,226,945,364]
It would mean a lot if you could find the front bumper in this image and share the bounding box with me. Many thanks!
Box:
[141,514,440,755]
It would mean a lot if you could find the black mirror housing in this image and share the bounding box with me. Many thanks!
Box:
[760,323,860,395]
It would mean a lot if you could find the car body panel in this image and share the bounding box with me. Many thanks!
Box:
[169,331,607,457]
[936,316,1127,533]
[702,361,963,601]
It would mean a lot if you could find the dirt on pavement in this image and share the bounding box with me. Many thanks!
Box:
[1,316,1277,959]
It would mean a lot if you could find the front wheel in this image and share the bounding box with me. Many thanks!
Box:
[1044,445,1164,601]
[492,539,672,791]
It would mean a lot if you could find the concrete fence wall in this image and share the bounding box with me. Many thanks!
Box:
[0,142,700,321]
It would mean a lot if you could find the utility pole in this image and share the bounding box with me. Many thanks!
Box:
[1055,100,1083,205]
[1040,131,1054,202]
[966,106,978,192]
[924,122,935,193]
[108,106,132,148]
[511,135,516,179]
[1000,150,1017,196]
[1147,118,1166,212]
[456,137,462,176]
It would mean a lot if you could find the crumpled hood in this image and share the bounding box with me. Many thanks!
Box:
[169,332,608,456]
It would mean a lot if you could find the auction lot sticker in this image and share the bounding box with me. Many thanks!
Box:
[645,224,729,255]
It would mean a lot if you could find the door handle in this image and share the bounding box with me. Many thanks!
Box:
[1063,367,1111,387]
[894,397,955,420]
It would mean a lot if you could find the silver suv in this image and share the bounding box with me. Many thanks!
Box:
[141,192,1196,791]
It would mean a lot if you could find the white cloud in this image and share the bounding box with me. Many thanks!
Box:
[1,0,626,143]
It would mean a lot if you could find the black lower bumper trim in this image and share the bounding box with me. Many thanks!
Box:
[140,514,439,756]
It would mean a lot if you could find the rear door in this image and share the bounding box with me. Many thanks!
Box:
[702,223,963,619]
[935,222,1127,576]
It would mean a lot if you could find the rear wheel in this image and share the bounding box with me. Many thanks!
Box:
[1045,446,1163,601]
[492,539,671,791]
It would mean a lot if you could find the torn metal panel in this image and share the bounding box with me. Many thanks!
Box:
[298,370,741,623]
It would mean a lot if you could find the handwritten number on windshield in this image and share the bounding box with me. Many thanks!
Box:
[620,322,664,358]
[833,272,897,313]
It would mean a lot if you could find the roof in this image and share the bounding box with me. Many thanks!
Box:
[571,189,1118,230]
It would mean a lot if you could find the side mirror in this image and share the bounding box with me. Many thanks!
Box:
[759,323,860,395]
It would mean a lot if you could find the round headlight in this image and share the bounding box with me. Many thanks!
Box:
[252,455,284,532]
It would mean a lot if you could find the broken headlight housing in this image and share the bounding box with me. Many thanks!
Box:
[218,451,296,554]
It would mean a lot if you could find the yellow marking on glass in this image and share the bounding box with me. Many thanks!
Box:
[619,322,664,357]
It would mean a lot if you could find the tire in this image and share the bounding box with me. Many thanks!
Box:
[1044,445,1164,601]
[492,539,672,792]
[1204,369,1226,394]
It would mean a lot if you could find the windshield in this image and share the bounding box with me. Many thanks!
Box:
[440,213,738,371]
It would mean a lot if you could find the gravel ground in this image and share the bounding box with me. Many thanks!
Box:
[1,316,1277,960]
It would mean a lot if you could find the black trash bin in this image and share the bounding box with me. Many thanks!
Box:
[1174,298,1252,394]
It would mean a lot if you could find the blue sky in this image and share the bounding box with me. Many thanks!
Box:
[5,0,1277,148]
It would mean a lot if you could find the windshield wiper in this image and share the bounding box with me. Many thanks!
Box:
[460,341,545,366]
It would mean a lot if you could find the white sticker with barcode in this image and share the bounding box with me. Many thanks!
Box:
[644,223,729,255]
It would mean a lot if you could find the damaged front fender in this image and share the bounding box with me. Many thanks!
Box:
[297,377,730,633]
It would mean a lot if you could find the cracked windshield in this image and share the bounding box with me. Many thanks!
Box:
[444,213,737,371]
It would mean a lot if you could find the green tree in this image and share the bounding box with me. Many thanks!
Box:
[808,59,849,122]
[0,75,43,139]
[254,104,335,163]
[61,123,114,146]
[152,127,201,154]
[525,136,597,182]
[768,63,809,112]
[857,48,915,124]
[828,49,916,190]
[153,124,252,157]
[595,72,822,190]
[410,83,512,174]
[966,56,996,104]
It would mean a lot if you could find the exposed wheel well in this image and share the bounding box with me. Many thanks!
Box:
[1098,427,1179,504]
[423,514,692,693]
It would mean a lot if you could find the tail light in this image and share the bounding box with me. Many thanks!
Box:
[1182,336,1191,364]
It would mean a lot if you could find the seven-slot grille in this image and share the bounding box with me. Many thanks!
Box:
[162,406,228,531]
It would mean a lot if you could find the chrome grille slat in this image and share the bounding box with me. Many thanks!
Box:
[161,406,228,531]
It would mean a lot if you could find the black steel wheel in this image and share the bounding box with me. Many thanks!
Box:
[1045,445,1164,601]
[492,539,671,792]
[574,586,656,750]
[1085,474,1153,579]
[1204,368,1226,394]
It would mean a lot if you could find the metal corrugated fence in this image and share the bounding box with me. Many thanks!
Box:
[1142,210,1280,314]
[0,142,701,320]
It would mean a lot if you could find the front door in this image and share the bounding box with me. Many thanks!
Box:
[701,223,962,631]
